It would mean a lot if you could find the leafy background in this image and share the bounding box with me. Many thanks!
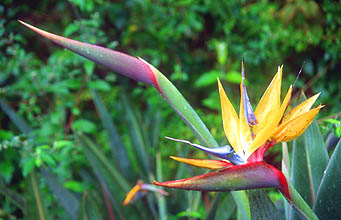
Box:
[0,0,340,219]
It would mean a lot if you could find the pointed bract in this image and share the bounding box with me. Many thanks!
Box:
[153,162,290,200]
[170,156,234,170]
[19,20,156,86]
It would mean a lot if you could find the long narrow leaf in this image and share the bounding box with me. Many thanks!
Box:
[313,139,341,220]
[215,193,236,220]
[75,133,148,219]
[0,99,31,135]
[231,191,251,220]
[91,89,131,175]
[121,93,151,179]
[0,179,26,210]
[248,189,285,220]
[205,192,222,220]
[78,191,103,220]
[75,133,129,191]
[288,184,319,220]
[26,171,48,220]
[156,152,167,220]
[41,168,79,220]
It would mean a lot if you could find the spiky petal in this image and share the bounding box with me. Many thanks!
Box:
[165,136,245,164]
[170,156,234,170]
[240,60,257,126]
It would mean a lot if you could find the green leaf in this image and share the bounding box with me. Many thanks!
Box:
[121,93,151,179]
[176,210,203,219]
[0,161,15,183]
[88,80,110,91]
[40,152,56,166]
[64,23,79,36]
[202,92,220,110]
[65,79,83,89]
[152,68,219,148]
[214,193,236,220]
[84,60,95,75]
[75,133,129,192]
[0,129,14,140]
[194,70,221,87]
[226,70,242,84]
[75,133,145,219]
[0,179,26,210]
[324,118,339,124]
[232,191,251,220]
[53,140,72,149]
[288,184,319,220]
[248,189,284,220]
[72,119,97,133]
[78,191,103,220]
[0,99,31,135]
[206,192,222,220]
[156,152,167,220]
[313,139,341,219]
[215,41,228,66]
[41,168,79,220]
[22,157,36,177]
[25,171,49,220]
[91,89,131,176]
[64,181,85,193]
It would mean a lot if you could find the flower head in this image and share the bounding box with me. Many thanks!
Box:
[123,180,168,206]
[153,62,322,201]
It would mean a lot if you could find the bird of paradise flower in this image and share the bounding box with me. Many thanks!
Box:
[153,61,322,202]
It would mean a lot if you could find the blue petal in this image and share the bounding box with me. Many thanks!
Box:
[166,137,246,165]
[241,60,257,126]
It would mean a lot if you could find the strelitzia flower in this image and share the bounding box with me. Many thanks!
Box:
[19,21,322,204]
[153,62,323,201]
[123,180,168,206]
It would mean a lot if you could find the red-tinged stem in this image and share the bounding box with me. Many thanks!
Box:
[101,184,115,220]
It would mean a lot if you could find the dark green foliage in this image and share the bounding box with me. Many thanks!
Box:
[0,0,340,219]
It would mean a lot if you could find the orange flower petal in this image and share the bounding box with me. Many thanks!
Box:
[272,105,323,142]
[170,156,234,169]
[249,66,283,156]
[282,93,320,123]
[218,79,242,155]
[123,183,142,206]
[254,66,282,134]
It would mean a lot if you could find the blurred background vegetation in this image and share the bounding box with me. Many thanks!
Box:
[0,0,340,219]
